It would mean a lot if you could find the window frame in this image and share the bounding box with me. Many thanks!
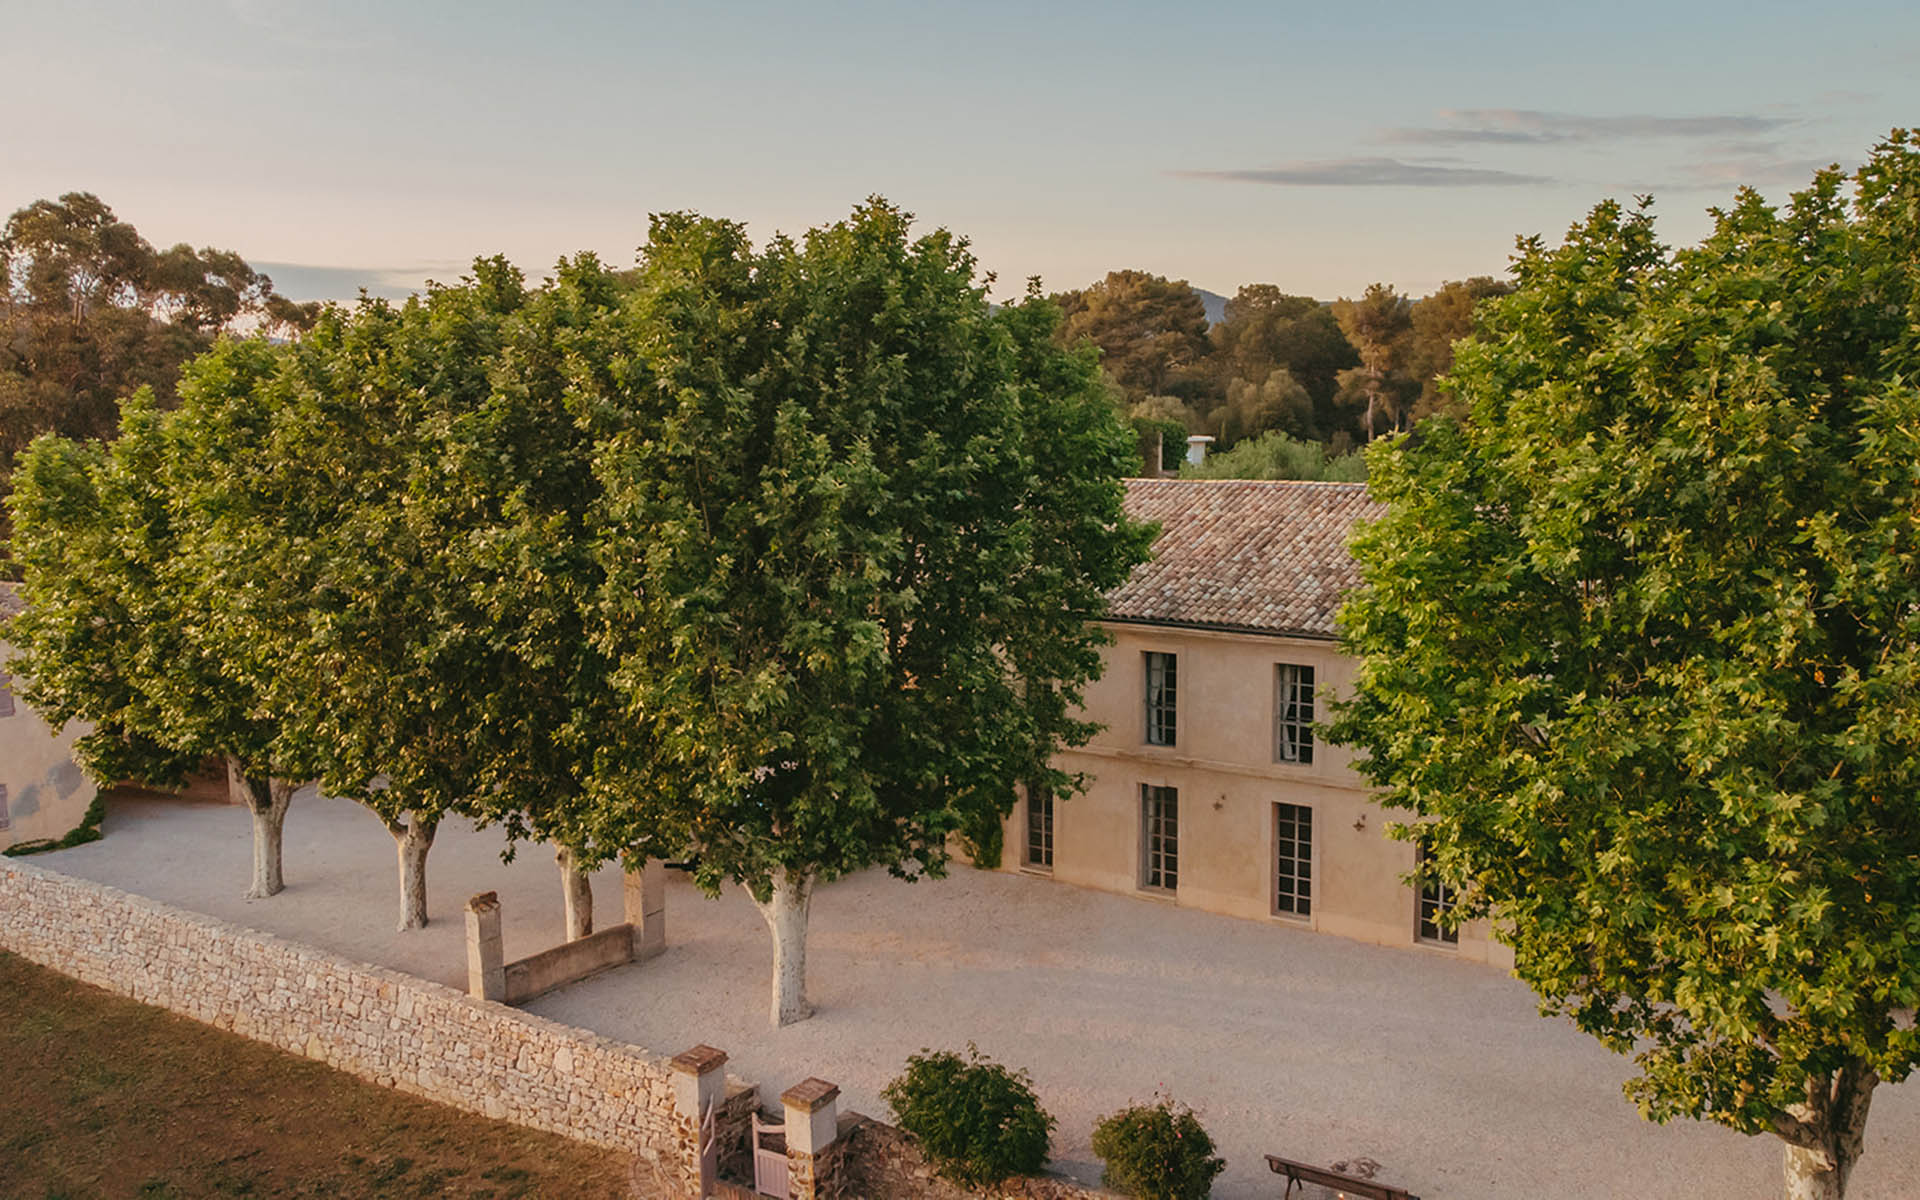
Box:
[1415,842,1459,946]
[1272,800,1314,921]
[1273,663,1314,765]
[1139,783,1179,893]
[1143,651,1177,747]
[1023,780,1054,872]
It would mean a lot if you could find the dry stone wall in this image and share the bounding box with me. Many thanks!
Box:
[0,857,698,1154]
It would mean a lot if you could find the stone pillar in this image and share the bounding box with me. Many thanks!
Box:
[782,1077,842,1200]
[464,891,505,1002]
[671,1044,728,1200]
[624,860,667,961]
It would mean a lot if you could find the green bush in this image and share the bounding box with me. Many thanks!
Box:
[1091,1097,1226,1200]
[881,1044,1054,1187]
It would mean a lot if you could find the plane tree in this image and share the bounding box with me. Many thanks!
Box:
[1330,133,1920,1200]
[8,344,312,898]
[565,202,1153,1026]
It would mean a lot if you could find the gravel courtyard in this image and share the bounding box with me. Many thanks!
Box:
[34,789,1920,1199]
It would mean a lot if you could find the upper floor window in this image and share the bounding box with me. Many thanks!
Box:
[1144,652,1177,746]
[0,783,9,832]
[1274,663,1314,765]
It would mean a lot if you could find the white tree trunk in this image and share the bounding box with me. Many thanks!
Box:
[226,757,294,900]
[1776,1061,1875,1200]
[557,846,593,940]
[752,867,816,1028]
[385,816,438,931]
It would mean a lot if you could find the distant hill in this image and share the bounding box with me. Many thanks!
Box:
[1194,287,1228,326]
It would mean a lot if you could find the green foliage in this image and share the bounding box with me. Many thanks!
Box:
[1053,270,1212,401]
[1089,1098,1226,1200]
[2,791,105,856]
[881,1045,1055,1187]
[0,192,315,509]
[564,200,1154,908]
[1330,132,1920,1184]
[1180,430,1365,482]
[1128,415,1189,473]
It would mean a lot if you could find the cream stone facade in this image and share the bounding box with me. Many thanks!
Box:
[0,584,98,851]
[1000,479,1512,967]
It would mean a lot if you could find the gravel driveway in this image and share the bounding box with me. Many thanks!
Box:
[35,790,1919,1199]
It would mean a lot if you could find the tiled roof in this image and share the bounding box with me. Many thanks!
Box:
[0,581,22,620]
[1110,478,1381,639]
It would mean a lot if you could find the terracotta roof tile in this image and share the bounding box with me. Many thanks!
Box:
[1110,478,1380,639]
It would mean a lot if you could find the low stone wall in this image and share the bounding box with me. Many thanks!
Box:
[0,857,701,1155]
[838,1116,1122,1200]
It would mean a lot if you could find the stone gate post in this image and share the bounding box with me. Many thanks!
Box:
[782,1077,842,1200]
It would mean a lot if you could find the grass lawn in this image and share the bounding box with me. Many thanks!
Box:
[0,951,635,1199]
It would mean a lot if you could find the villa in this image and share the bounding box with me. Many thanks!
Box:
[1001,478,1510,966]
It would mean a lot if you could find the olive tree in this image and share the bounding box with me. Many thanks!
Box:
[1330,133,1920,1200]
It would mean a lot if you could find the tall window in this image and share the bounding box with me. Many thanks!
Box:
[1144,652,1177,746]
[1273,802,1312,918]
[1416,843,1458,945]
[1140,785,1179,891]
[1274,664,1314,764]
[0,672,14,719]
[1024,780,1054,870]
[0,784,9,832]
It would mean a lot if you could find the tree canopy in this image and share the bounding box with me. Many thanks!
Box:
[567,201,1154,1024]
[1331,132,1920,1200]
[0,193,315,502]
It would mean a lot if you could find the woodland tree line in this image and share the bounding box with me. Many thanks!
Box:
[1,192,1510,517]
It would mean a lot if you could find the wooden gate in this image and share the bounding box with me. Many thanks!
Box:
[697,1101,718,1197]
[751,1111,789,1198]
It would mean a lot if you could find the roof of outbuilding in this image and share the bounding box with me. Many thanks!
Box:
[0,581,22,620]
[1110,478,1381,639]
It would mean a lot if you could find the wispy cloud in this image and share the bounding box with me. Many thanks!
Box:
[1173,157,1552,188]
[1383,109,1795,146]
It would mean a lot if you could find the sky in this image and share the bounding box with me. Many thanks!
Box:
[6,0,1915,304]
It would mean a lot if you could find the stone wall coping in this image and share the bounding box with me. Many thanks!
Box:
[671,1043,729,1076]
[781,1076,840,1112]
[466,890,500,912]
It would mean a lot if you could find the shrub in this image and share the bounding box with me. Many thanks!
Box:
[881,1043,1054,1187]
[1090,1097,1226,1200]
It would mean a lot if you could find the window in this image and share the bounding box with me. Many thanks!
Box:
[0,672,13,719]
[1273,802,1312,918]
[1024,780,1054,870]
[1416,843,1458,945]
[1144,652,1177,746]
[1274,664,1314,764]
[0,784,9,832]
[1140,784,1178,891]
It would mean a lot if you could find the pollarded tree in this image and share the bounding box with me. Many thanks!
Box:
[569,202,1152,1026]
[8,347,311,899]
[1330,133,1920,1200]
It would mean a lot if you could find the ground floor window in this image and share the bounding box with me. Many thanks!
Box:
[1025,780,1054,870]
[1140,784,1178,891]
[1273,802,1312,918]
[1416,843,1458,944]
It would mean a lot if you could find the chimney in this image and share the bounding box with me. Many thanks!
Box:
[1185,435,1216,468]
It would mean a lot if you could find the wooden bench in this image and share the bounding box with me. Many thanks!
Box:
[1266,1154,1420,1200]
